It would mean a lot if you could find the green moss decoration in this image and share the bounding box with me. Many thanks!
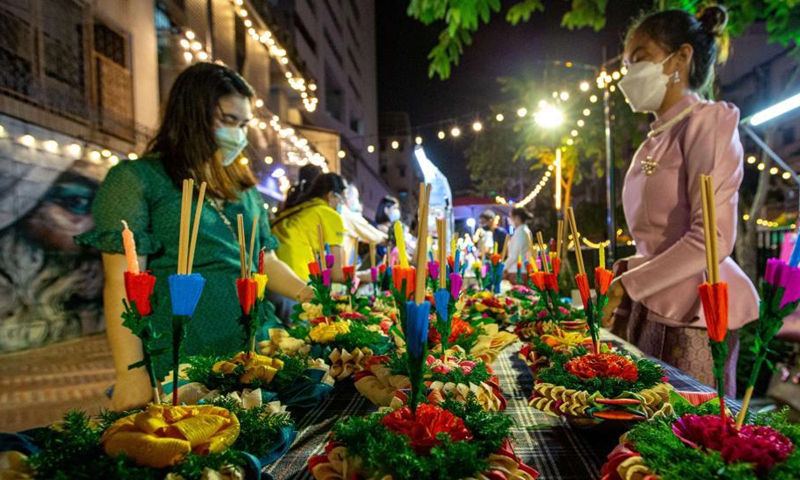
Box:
[331,398,512,480]
[184,353,310,395]
[535,345,665,398]
[624,408,800,480]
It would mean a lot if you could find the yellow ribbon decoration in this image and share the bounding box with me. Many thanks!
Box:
[212,351,284,384]
[102,404,240,468]
[252,273,268,300]
[309,321,351,344]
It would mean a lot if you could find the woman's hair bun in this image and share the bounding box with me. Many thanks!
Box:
[698,5,728,36]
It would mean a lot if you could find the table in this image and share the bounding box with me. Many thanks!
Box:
[265,334,736,480]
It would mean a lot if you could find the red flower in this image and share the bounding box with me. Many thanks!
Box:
[124,271,156,316]
[671,414,794,475]
[530,272,546,290]
[698,282,729,343]
[236,278,258,314]
[428,317,474,345]
[378,263,387,274]
[544,273,559,293]
[575,273,591,310]
[381,403,472,454]
[564,353,639,382]
[447,255,455,271]
[308,261,321,277]
[525,262,535,276]
[490,253,502,266]
[392,266,416,299]
[551,257,561,278]
[594,267,614,296]
[342,266,355,281]
[601,443,641,480]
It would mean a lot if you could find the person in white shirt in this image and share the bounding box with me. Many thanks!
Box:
[341,183,387,261]
[503,207,532,282]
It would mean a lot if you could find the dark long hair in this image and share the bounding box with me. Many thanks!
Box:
[374,196,399,224]
[276,172,346,223]
[284,164,322,208]
[145,62,256,200]
[627,6,728,95]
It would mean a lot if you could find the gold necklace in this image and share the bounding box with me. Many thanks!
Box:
[641,103,697,175]
[205,197,238,241]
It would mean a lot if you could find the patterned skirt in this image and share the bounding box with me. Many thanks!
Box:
[612,301,739,398]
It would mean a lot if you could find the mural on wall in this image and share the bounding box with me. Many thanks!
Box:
[0,122,108,353]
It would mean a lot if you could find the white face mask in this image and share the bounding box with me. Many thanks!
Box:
[618,53,675,113]
[215,127,248,166]
[388,208,401,223]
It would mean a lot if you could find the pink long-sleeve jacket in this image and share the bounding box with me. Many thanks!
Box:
[619,93,759,329]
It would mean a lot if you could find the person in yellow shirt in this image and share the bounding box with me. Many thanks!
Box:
[272,173,374,285]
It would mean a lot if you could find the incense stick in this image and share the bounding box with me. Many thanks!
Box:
[556,220,564,261]
[437,218,447,286]
[248,214,258,278]
[536,231,551,274]
[369,243,376,268]
[237,214,247,279]
[317,224,325,267]
[178,180,188,274]
[414,184,431,304]
[703,175,720,283]
[187,182,207,275]
[566,207,586,275]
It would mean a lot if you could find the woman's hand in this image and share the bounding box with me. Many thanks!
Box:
[111,368,154,411]
[294,285,314,303]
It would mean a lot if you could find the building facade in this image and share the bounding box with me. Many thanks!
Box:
[272,0,392,219]
[0,0,390,353]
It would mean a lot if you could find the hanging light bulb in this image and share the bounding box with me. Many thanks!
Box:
[517,107,528,117]
[437,131,445,139]
[579,81,590,91]
[495,113,504,122]
[450,126,461,137]
[472,121,482,132]
[746,155,756,164]
[367,145,375,153]
[415,136,423,145]
[391,140,400,150]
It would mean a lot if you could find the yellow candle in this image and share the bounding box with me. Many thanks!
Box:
[493,242,498,255]
[394,221,408,268]
[599,243,606,269]
[121,220,140,274]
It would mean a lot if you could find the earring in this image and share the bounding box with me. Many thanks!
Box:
[672,71,680,84]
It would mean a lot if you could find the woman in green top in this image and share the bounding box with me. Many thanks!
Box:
[76,63,312,411]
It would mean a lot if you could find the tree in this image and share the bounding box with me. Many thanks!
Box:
[407,0,800,81]
[464,65,646,239]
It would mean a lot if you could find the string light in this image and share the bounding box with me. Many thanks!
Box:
[758,163,766,171]
[559,91,569,101]
[577,119,585,127]
[415,136,423,145]
[239,157,249,165]
[517,107,528,117]
[450,126,461,137]
[437,131,446,139]
[782,171,792,180]
[743,214,750,221]
[391,140,400,150]
[495,113,504,122]
[67,143,82,158]
[566,138,574,145]
[570,129,578,137]
[472,121,483,132]
[579,81,590,91]
[590,95,598,103]
[367,145,375,153]
[264,155,273,164]
[746,155,756,164]
[338,150,346,159]
[42,140,58,153]
[19,134,35,147]
[127,152,138,160]
[770,166,779,175]
[582,109,591,116]
[109,155,120,165]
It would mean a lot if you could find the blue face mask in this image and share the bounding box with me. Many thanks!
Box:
[215,127,248,166]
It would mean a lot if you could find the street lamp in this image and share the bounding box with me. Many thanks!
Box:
[750,91,800,126]
[534,105,563,127]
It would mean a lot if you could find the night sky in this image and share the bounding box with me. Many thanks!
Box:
[376,1,647,194]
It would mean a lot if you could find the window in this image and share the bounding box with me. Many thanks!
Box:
[324,29,343,67]
[93,19,133,141]
[347,48,361,78]
[323,0,343,36]
[348,0,361,22]
[348,76,361,103]
[324,63,344,121]
[346,20,361,51]
[782,125,796,146]
[94,22,127,67]
[294,13,316,54]
[350,117,362,134]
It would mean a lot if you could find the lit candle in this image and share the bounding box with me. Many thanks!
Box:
[258,248,265,275]
[121,220,140,274]
[394,221,409,268]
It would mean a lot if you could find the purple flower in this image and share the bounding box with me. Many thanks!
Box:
[322,269,332,287]
[325,254,335,269]
[449,273,463,300]
[370,266,378,283]
[765,258,782,285]
[428,261,440,281]
[778,264,800,308]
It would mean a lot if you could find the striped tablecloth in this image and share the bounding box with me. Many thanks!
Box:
[265,333,734,480]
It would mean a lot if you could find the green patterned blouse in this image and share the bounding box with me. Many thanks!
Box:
[75,156,280,379]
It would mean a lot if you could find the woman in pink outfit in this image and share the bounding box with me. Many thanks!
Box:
[607,6,759,396]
